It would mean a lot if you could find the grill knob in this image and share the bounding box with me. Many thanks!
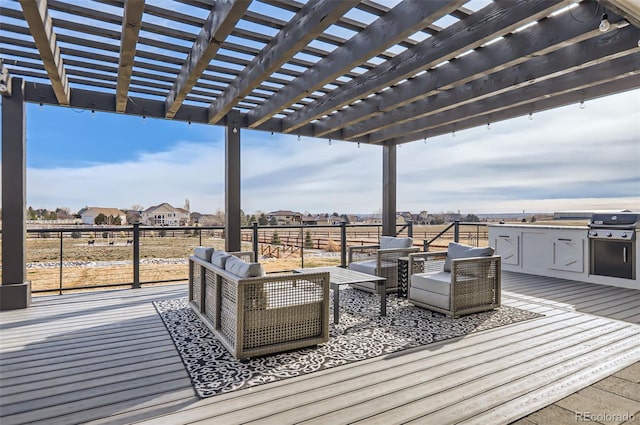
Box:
[606,232,612,237]
[621,232,628,238]
[590,231,598,237]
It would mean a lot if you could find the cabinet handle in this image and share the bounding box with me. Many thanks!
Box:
[623,247,628,263]
[558,238,572,241]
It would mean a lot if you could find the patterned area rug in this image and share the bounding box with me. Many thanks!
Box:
[154,289,543,398]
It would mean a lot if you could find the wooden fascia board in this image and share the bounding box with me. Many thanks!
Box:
[365,53,640,144]
[19,0,70,105]
[207,0,356,125]
[116,0,145,113]
[164,0,250,119]
[245,0,466,129]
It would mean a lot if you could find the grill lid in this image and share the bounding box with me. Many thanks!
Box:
[589,213,640,228]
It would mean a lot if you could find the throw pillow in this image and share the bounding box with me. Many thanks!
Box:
[379,236,413,249]
[211,250,232,268]
[443,242,495,272]
[224,255,264,278]
[193,246,214,262]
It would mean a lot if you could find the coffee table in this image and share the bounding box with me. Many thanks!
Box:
[294,266,387,324]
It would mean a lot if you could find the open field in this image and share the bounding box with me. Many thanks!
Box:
[1,221,588,294]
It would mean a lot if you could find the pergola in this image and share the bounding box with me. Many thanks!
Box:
[1,0,639,309]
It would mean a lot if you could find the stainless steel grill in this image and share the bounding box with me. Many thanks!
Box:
[588,213,639,280]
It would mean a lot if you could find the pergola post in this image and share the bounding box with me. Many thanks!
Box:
[225,110,241,252]
[382,142,397,236]
[1,77,30,310]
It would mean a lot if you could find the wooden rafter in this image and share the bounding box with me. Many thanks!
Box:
[207,0,357,125]
[344,26,640,141]
[18,0,70,105]
[116,0,145,113]
[298,0,568,138]
[164,0,250,119]
[245,0,467,129]
[365,53,640,144]
[392,74,640,145]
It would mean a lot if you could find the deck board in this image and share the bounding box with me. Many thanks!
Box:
[1,273,639,425]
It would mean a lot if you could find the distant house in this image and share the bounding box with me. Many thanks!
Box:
[266,210,302,225]
[80,207,126,225]
[142,203,190,226]
[358,214,382,224]
[301,215,319,226]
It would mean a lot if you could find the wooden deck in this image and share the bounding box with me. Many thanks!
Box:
[1,272,639,425]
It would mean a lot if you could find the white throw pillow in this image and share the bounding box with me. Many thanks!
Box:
[379,236,413,249]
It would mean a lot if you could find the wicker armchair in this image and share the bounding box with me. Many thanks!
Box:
[347,236,419,293]
[408,248,501,318]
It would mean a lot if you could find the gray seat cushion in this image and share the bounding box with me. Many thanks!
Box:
[193,246,214,262]
[348,260,377,275]
[224,255,264,278]
[211,250,231,268]
[409,271,452,310]
[444,242,495,272]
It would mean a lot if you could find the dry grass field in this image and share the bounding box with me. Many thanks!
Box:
[1,220,588,294]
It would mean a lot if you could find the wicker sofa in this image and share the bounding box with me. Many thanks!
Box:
[347,236,419,293]
[408,242,501,318]
[188,248,330,360]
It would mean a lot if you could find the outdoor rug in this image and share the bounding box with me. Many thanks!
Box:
[154,289,543,398]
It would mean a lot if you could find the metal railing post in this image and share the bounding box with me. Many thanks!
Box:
[59,232,63,295]
[454,220,460,243]
[423,240,429,252]
[252,222,259,260]
[133,223,140,289]
[340,222,347,268]
[408,220,413,238]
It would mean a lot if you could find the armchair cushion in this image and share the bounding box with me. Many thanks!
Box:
[193,246,215,262]
[443,242,494,272]
[379,236,413,249]
[348,260,378,275]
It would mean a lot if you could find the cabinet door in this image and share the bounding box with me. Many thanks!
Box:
[550,238,584,272]
[495,234,520,266]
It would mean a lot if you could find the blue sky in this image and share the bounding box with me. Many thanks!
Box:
[8,88,639,216]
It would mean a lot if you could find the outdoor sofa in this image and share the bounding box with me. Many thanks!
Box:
[347,236,420,293]
[408,242,501,317]
[188,247,330,360]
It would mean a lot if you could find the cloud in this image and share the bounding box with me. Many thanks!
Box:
[13,89,640,215]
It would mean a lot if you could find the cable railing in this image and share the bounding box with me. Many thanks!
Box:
[1,221,488,295]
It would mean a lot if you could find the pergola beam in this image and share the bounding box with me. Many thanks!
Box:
[18,0,70,105]
[367,53,640,144]
[164,0,250,119]
[246,0,466,129]
[281,0,566,135]
[392,74,640,145]
[207,0,356,124]
[345,26,640,141]
[115,0,145,113]
[313,1,606,139]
